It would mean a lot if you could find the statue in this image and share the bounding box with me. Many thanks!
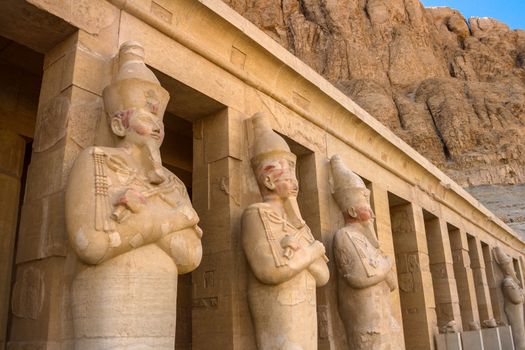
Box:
[494,246,525,350]
[65,41,203,349]
[330,155,399,350]
[241,112,330,350]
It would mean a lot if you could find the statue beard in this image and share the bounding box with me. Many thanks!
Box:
[360,219,380,249]
[143,140,165,184]
[283,195,306,228]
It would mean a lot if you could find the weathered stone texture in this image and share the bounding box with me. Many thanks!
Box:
[466,184,525,240]
[221,0,525,234]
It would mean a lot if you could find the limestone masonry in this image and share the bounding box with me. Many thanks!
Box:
[0,1,524,350]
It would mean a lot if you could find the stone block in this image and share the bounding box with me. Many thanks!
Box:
[497,326,514,350]
[70,0,118,36]
[33,88,72,153]
[461,329,483,350]
[204,109,230,163]
[24,145,65,202]
[16,191,68,263]
[435,333,462,350]
[66,87,103,149]
[8,257,71,344]
[481,327,501,350]
[64,46,112,96]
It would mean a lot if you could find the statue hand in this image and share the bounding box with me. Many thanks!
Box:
[280,235,301,250]
[386,270,398,291]
[310,240,326,259]
[117,189,146,213]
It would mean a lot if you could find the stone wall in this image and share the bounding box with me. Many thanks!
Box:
[0,0,523,349]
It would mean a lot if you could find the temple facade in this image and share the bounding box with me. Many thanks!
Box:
[0,0,524,349]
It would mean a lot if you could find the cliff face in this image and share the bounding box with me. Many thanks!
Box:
[222,0,525,235]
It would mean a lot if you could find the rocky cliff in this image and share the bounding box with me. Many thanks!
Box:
[222,0,525,236]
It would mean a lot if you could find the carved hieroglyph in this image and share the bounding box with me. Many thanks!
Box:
[494,246,525,350]
[242,112,329,350]
[330,155,400,350]
[65,41,202,349]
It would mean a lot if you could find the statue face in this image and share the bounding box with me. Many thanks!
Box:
[347,188,375,222]
[273,166,298,199]
[127,110,164,147]
[260,159,298,199]
[113,109,164,148]
[354,206,375,222]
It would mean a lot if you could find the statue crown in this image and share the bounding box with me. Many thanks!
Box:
[103,41,169,120]
[494,246,512,266]
[250,112,296,169]
[330,155,369,213]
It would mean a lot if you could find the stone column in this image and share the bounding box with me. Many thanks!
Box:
[390,202,437,350]
[369,183,406,349]
[8,16,118,347]
[424,217,463,329]
[0,130,26,349]
[191,108,244,349]
[467,235,494,323]
[448,227,480,330]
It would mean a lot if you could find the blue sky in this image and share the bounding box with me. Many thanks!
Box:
[420,0,525,30]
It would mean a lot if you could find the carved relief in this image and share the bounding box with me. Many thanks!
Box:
[494,246,525,350]
[241,112,329,350]
[11,267,45,320]
[65,41,202,349]
[330,155,400,350]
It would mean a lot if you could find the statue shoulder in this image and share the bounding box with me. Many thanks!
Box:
[334,226,359,243]
[160,166,186,187]
[241,203,272,231]
[503,277,519,288]
[243,202,272,214]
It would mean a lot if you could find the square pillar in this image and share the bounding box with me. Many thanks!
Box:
[448,226,480,330]
[467,235,493,323]
[389,198,437,350]
[191,108,246,349]
[8,19,118,348]
[424,215,463,330]
[369,183,405,349]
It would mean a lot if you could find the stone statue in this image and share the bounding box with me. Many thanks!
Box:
[494,246,525,350]
[242,112,330,350]
[330,155,399,350]
[65,41,203,349]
